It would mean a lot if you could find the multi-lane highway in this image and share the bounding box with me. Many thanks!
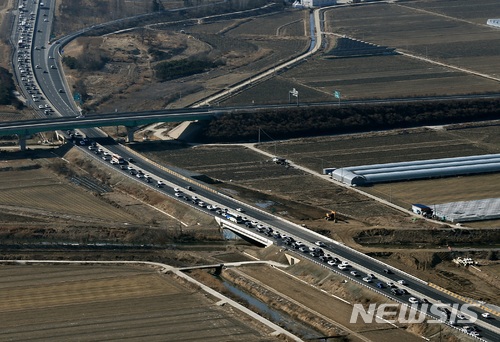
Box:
[9,1,500,341]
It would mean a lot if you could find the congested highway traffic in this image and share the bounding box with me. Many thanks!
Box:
[75,134,499,341]
[9,1,500,340]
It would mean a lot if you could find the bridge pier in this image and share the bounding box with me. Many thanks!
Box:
[213,264,224,276]
[18,134,26,151]
[125,126,137,143]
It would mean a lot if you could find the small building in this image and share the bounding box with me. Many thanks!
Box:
[412,204,433,218]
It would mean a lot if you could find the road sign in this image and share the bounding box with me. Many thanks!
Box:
[334,90,341,99]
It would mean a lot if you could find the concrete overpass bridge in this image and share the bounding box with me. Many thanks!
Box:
[0,107,219,150]
[178,260,289,275]
[215,217,274,247]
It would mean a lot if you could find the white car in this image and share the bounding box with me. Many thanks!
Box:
[341,261,349,267]
[408,297,419,304]
[314,241,325,247]
[236,208,244,212]
[362,276,372,283]
[387,282,396,288]
[350,271,359,277]
[481,313,490,318]
[174,187,180,192]
[456,314,467,320]
[397,280,407,285]
[338,264,347,270]
[157,180,165,186]
[327,260,337,266]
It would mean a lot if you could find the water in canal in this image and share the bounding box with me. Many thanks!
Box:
[221,279,323,340]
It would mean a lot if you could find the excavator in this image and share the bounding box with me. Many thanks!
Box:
[325,210,337,222]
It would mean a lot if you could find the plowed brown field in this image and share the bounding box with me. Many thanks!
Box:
[0,264,278,342]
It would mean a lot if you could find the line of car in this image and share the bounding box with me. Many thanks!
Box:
[218,219,491,334]
[82,141,495,339]
[16,0,58,115]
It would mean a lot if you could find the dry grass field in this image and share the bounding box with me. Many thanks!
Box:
[0,167,138,224]
[223,10,307,37]
[0,264,276,341]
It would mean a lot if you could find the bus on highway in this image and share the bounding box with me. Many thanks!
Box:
[111,154,125,164]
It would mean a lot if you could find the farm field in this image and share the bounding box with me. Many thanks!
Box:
[258,123,500,228]
[0,167,138,224]
[0,264,276,342]
[224,10,307,37]
[324,1,500,75]
[225,0,500,105]
[137,122,500,229]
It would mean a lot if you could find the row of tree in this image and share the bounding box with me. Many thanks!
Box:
[0,67,15,105]
[154,58,221,81]
[198,98,500,142]
[62,54,110,72]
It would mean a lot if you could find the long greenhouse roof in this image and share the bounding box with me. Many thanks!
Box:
[331,154,500,186]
